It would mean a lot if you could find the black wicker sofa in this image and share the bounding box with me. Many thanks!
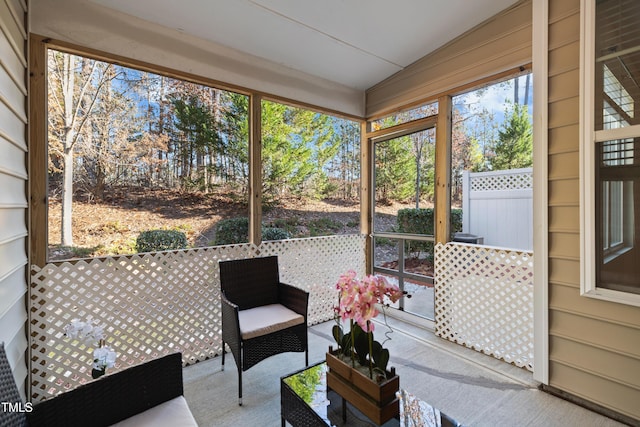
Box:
[0,343,197,427]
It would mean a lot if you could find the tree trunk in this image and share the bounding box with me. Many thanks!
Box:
[60,55,76,247]
[415,155,421,209]
[414,133,424,209]
[61,145,74,246]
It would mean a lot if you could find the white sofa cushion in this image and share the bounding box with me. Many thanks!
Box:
[109,396,198,427]
[238,303,304,340]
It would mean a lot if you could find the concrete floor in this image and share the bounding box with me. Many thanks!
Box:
[182,318,626,426]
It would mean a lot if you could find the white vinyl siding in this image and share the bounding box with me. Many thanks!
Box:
[0,0,28,399]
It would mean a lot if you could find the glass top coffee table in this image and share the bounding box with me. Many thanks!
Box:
[281,361,462,427]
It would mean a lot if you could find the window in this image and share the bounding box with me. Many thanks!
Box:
[45,50,362,261]
[581,0,640,304]
[451,74,534,250]
[370,101,438,131]
[260,99,360,240]
[46,49,251,260]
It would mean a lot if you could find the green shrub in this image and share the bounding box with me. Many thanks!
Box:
[136,229,188,253]
[214,217,290,245]
[346,219,359,228]
[214,217,249,245]
[262,227,290,241]
[270,217,299,235]
[397,208,434,236]
[451,209,463,235]
[308,217,342,236]
[396,208,463,261]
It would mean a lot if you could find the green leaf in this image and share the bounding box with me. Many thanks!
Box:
[340,333,352,356]
[375,348,390,373]
[353,329,370,365]
[371,340,382,358]
[332,325,344,347]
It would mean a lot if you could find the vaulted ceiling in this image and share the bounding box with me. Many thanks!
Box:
[88,0,521,91]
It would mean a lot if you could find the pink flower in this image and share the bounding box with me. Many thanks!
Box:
[336,270,357,292]
[333,271,406,380]
[334,272,403,328]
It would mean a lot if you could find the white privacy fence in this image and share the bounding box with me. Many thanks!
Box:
[29,235,365,401]
[434,242,534,371]
[462,168,533,250]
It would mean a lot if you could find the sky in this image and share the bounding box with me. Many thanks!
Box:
[454,74,534,126]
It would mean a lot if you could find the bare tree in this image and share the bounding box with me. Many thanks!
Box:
[48,51,114,246]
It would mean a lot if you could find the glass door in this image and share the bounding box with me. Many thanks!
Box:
[372,126,436,319]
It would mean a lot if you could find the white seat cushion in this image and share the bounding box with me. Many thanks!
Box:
[109,396,198,427]
[238,303,304,340]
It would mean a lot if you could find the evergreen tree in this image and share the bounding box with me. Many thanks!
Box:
[261,101,314,201]
[375,135,415,203]
[171,95,219,190]
[412,129,436,206]
[331,119,360,199]
[490,103,533,170]
[220,92,249,189]
[296,110,336,198]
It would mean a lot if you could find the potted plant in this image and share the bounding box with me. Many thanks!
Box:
[64,316,117,379]
[326,270,405,425]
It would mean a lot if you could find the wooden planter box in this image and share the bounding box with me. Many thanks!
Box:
[326,350,399,425]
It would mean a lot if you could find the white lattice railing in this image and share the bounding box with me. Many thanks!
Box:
[434,242,534,371]
[468,167,533,192]
[30,235,365,401]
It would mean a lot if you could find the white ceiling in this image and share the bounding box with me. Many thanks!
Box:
[88,0,521,91]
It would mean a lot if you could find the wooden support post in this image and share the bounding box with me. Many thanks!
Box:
[435,95,452,244]
[360,121,372,273]
[248,94,262,246]
[29,35,49,268]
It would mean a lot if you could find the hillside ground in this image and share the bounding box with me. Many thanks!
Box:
[47,187,415,261]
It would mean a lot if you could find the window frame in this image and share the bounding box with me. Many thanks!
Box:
[369,119,438,317]
[29,37,365,266]
[580,0,640,306]
[601,179,633,262]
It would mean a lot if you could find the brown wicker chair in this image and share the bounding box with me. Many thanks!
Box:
[219,256,309,406]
